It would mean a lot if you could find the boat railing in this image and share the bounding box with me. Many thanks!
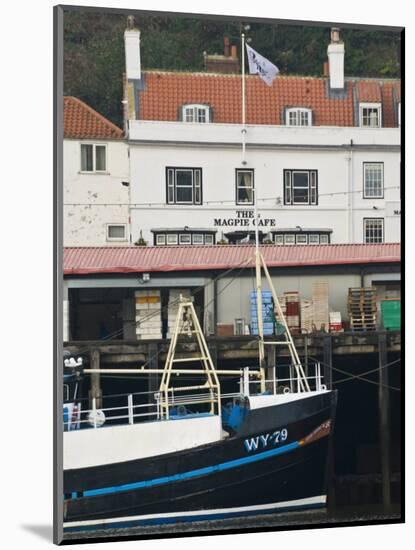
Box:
[242,361,325,395]
[63,384,221,431]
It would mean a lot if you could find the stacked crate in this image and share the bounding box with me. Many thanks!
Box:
[312,282,329,332]
[329,311,343,332]
[284,291,300,334]
[348,288,377,331]
[300,300,313,333]
[135,290,162,340]
[167,289,193,338]
[250,290,274,336]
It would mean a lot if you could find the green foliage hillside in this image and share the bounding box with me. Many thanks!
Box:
[63,9,401,128]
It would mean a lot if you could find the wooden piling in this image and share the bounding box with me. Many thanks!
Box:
[148,343,159,406]
[323,335,333,389]
[89,348,102,409]
[378,332,391,508]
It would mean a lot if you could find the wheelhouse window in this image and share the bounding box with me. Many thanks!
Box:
[364,218,384,243]
[286,108,312,127]
[359,103,382,128]
[166,168,202,205]
[81,143,107,172]
[236,169,254,205]
[284,170,318,205]
[182,104,210,123]
[106,224,126,241]
[364,163,384,198]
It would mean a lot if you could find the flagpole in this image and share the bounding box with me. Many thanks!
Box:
[241,32,247,165]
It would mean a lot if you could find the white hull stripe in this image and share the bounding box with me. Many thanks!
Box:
[64,495,327,530]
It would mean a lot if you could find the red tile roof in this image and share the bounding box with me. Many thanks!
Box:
[382,82,397,127]
[138,71,400,128]
[64,243,400,276]
[64,96,124,139]
[356,80,381,102]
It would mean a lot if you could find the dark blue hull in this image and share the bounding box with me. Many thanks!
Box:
[64,390,337,531]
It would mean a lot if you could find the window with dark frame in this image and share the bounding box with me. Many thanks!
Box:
[153,232,216,246]
[166,168,202,205]
[364,218,384,243]
[284,170,318,205]
[236,169,254,205]
[274,232,330,245]
[363,163,384,198]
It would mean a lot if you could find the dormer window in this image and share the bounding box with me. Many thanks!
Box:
[286,108,312,127]
[359,103,382,128]
[182,104,210,123]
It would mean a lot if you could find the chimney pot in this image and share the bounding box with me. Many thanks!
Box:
[323,61,329,77]
[331,27,341,43]
[231,45,237,59]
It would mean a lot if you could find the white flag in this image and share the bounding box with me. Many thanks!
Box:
[246,44,279,86]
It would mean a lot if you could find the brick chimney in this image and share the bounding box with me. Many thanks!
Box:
[327,27,344,89]
[204,37,240,74]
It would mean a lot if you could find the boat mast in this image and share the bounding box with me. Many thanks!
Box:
[254,189,266,393]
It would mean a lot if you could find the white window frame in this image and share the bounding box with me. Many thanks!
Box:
[179,234,192,245]
[363,163,384,199]
[156,234,166,246]
[204,234,214,245]
[106,224,127,242]
[309,234,320,245]
[359,103,382,128]
[364,218,384,244]
[284,234,295,245]
[166,234,178,245]
[319,234,329,244]
[182,104,210,123]
[285,108,312,127]
[296,234,308,244]
[80,143,108,173]
[274,235,284,245]
[192,234,204,245]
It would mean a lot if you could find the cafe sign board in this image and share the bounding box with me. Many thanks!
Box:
[213,209,277,227]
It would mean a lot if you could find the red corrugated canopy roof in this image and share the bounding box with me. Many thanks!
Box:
[64,244,400,276]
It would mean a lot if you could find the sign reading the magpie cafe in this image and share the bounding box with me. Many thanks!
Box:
[213,210,277,227]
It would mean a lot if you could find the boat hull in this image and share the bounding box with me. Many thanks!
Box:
[64,390,337,531]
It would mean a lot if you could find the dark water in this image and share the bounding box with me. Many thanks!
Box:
[63,505,401,541]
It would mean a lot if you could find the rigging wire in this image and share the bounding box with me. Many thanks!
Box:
[308,354,401,392]
[63,186,400,207]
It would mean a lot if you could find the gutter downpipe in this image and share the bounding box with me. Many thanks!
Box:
[348,139,354,242]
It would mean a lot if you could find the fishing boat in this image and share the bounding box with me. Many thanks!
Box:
[62,241,337,533]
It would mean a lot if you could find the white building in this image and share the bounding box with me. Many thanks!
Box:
[64,96,130,246]
[123,27,401,246]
